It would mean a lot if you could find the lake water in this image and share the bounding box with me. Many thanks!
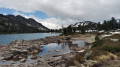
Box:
[0,33,61,44]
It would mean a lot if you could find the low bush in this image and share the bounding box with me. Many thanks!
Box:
[66,52,86,67]
[102,45,120,53]
[92,35,103,48]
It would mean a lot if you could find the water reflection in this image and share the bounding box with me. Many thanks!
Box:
[39,43,69,58]
[0,40,85,65]
[39,40,85,58]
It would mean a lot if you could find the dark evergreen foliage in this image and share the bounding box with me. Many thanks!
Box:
[62,17,120,35]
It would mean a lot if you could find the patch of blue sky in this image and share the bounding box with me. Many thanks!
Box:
[0,7,59,19]
[0,8,15,15]
[0,8,48,19]
[17,11,49,19]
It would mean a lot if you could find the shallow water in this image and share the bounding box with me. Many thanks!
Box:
[39,43,71,58]
[0,40,85,65]
[39,40,85,58]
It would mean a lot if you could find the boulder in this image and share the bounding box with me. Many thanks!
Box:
[85,36,95,44]
[20,58,26,62]
[85,60,97,67]
[78,50,84,53]
[110,38,118,42]
[84,51,92,59]
[34,49,38,53]
[37,58,47,63]
[13,55,19,59]
[12,51,27,56]
[31,55,38,59]
[3,54,13,60]
[21,49,28,52]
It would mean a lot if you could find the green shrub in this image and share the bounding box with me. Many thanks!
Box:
[103,46,120,53]
[92,35,103,48]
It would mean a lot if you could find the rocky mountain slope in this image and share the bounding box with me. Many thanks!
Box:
[0,14,49,33]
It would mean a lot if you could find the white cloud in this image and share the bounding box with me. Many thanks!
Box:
[14,12,79,29]
[40,18,62,29]
[1,0,120,29]
[14,12,62,29]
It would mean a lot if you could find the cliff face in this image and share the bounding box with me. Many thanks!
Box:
[0,14,49,33]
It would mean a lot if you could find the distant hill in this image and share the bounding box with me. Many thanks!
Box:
[0,14,49,34]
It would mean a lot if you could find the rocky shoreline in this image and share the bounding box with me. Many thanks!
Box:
[0,34,92,67]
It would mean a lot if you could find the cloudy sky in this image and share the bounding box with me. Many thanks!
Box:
[0,0,120,29]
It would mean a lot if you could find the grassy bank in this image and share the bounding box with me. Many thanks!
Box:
[66,34,120,67]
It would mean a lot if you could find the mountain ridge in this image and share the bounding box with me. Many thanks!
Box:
[0,14,49,34]
[71,21,98,27]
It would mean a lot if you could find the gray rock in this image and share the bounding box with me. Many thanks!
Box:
[85,36,95,44]
[84,51,92,59]
[20,58,26,62]
[3,54,13,60]
[31,55,38,59]
[85,60,97,67]
[38,58,46,63]
[37,58,51,67]
[34,49,38,53]
[110,38,118,42]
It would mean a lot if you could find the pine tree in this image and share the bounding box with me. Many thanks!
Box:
[67,25,72,34]
[81,26,85,34]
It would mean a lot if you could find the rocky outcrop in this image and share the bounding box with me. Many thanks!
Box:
[0,34,92,67]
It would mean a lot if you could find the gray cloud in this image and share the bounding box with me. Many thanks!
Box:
[1,0,120,29]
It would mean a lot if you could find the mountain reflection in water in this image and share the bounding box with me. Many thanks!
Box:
[39,40,85,58]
